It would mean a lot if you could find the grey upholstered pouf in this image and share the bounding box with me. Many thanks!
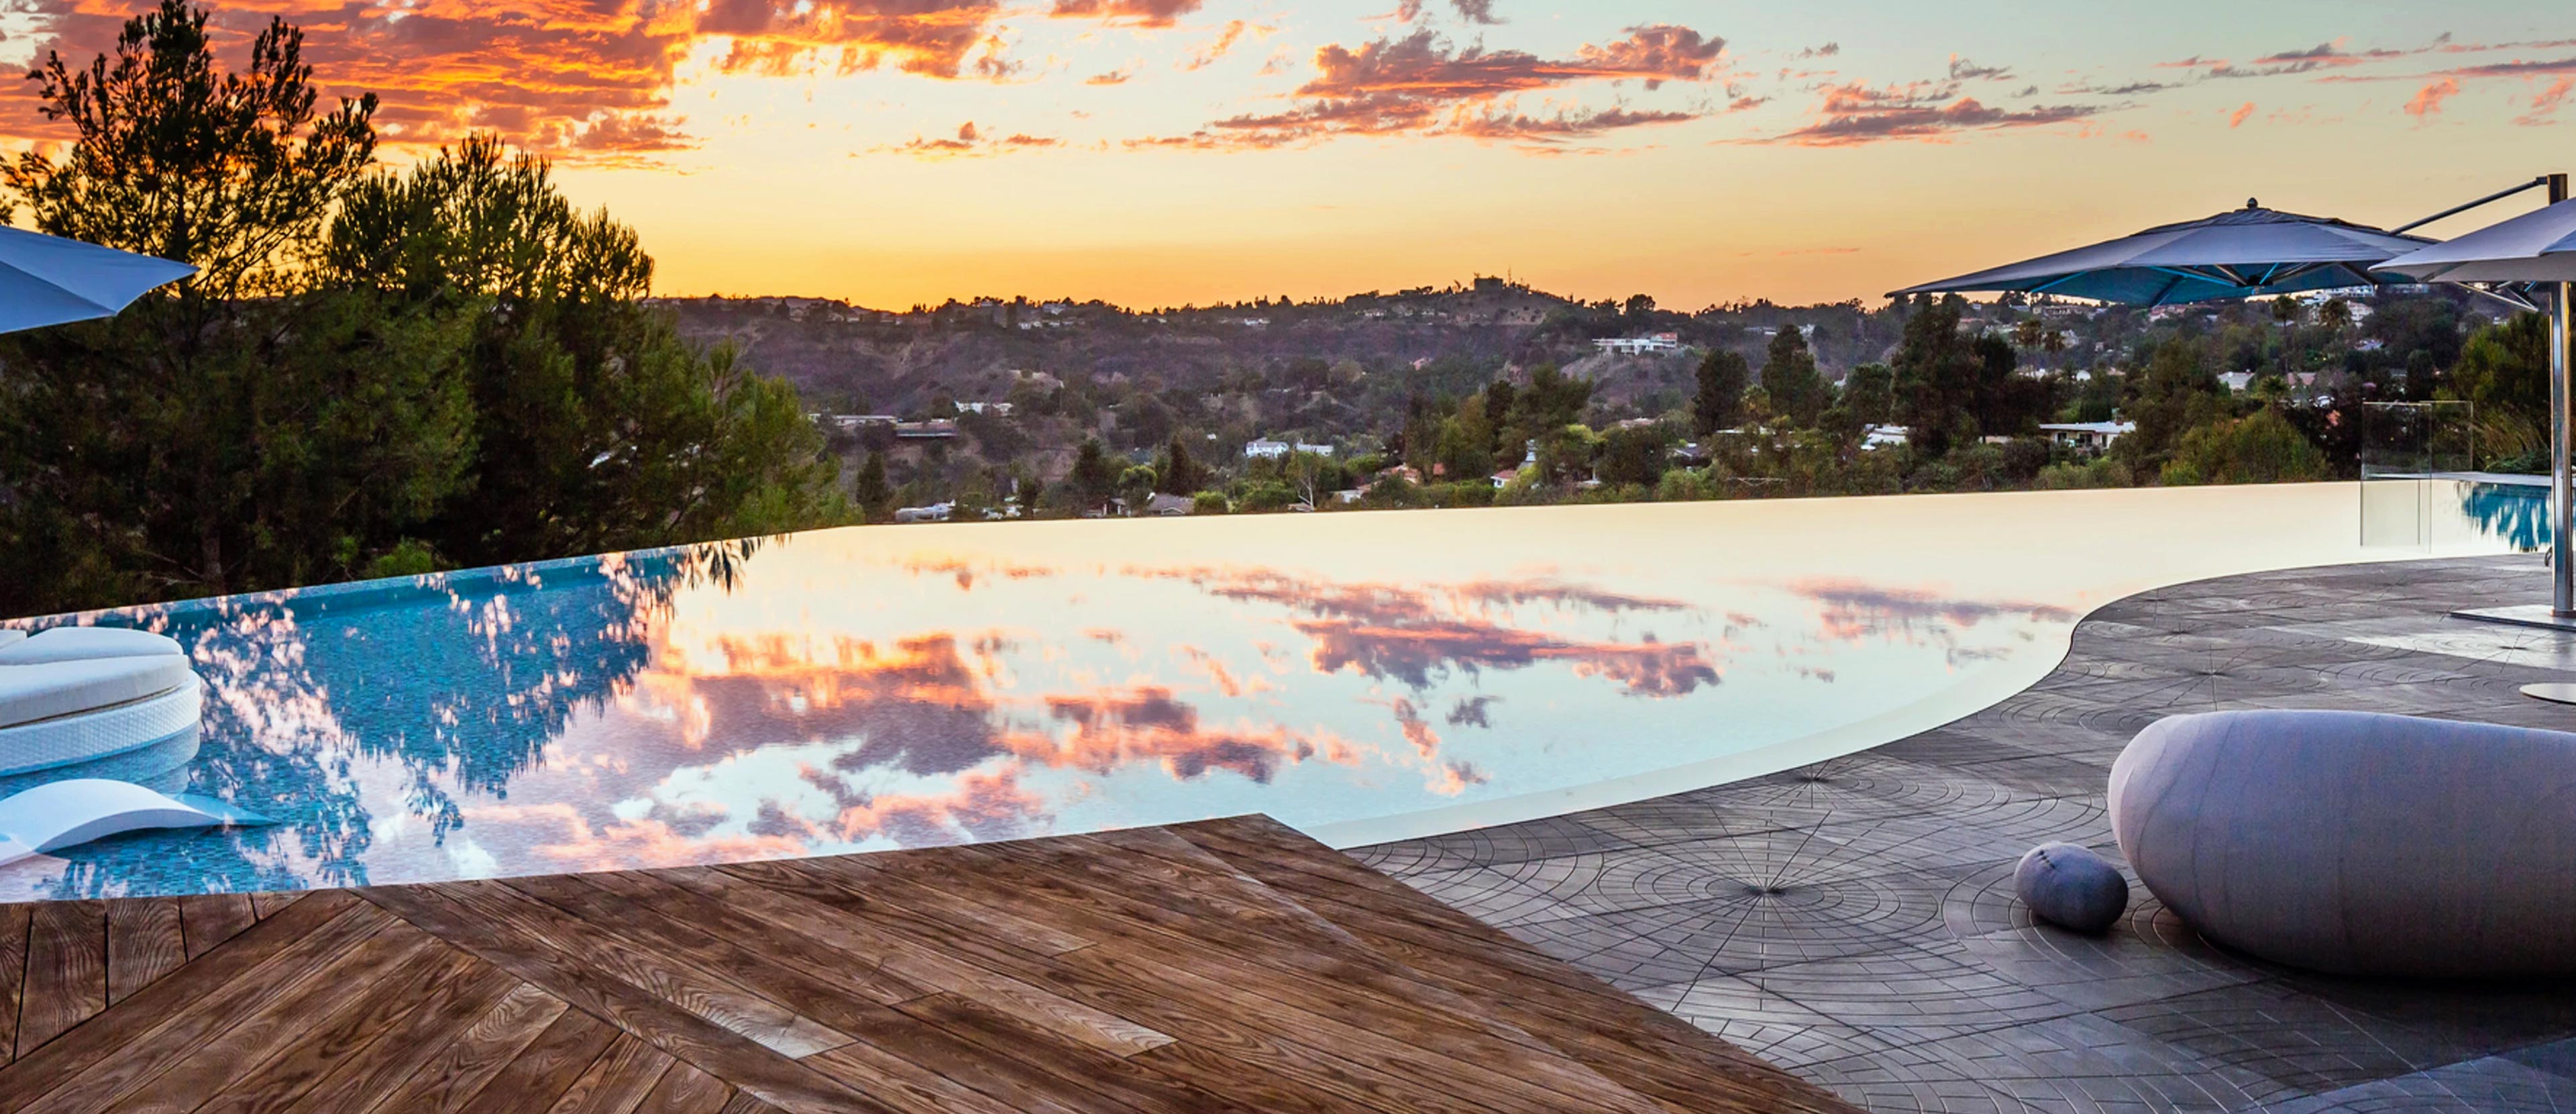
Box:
[2110,709,2576,976]
[2015,842,2128,933]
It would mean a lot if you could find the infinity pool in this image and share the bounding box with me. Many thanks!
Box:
[0,483,2523,901]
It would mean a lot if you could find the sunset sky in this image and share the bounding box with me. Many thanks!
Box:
[3,0,2573,309]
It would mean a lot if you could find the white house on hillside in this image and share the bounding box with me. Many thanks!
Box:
[1593,333,1681,356]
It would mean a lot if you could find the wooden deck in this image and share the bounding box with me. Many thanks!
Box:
[0,815,1854,1113]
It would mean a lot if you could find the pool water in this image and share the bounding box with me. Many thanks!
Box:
[0,483,2524,901]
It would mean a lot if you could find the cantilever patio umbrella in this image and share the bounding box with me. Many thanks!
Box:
[0,224,195,334]
[2380,198,2576,641]
[1890,200,2436,306]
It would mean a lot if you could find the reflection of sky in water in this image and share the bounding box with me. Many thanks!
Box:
[0,486,2516,900]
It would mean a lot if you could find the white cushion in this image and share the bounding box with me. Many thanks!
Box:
[0,627,184,664]
[0,656,196,729]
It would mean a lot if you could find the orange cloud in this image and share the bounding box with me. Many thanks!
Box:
[2404,77,2460,117]
[2521,77,2576,125]
[2227,101,2255,128]
[1182,19,1260,70]
[1,0,1016,160]
[1049,0,1201,28]
[1138,24,1723,150]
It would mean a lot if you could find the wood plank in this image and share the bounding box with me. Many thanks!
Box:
[902,841,1670,1114]
[631,1060,731,1114]
[176,894,258,960]
[15,899,105,1058]
[720,856,1090,956]
[506,880,1059,1114]
[0,819,1851,1114]
[97,926,454,1114]
[431,878,853,1060]
[600,868,1170,1060]
[272,962,523,1114]
[197,940,497,1114]
[103,899,185,1005]
[453,1007,621,1114]
[572,869,934,1005]
[890,991,1260,1114]
[804,1040,1096,1114]
[251,891,308,919]
[0,903,31,1062]
[0,892,380,1114]
[541,1033,675,1114]
[510,872,922,1042]
[661,866,1168,1059]
[359,982,568,1114]
[356,883,920,1114]
[1175,819,1854,1114]
[1043,938,1631,1114]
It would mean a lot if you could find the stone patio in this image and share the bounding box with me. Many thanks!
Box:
[1356,554,2576,1113]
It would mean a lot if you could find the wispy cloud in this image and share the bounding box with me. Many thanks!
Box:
[1133,23,1725,150]
[1754,81,2102,147]
[1947,54,2012,81]
[871,120,1062,158]
[2518,77,2575,126]
[2404,77,2461,117]
[1048,0,1201,28]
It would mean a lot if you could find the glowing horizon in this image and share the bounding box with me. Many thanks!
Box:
[1,0,2571,309]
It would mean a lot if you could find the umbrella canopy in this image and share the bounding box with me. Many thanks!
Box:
[1892,201,2434,306]
[0,225,195,334]
[2376,197,2576,282]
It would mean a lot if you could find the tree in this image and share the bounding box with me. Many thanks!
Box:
[853,453,894,519]
[1533,424,1602,485]
[0,0,462,609]
[2116,338,2231,472]
[1886,301,2049,456]
[2317,297,2353,336]
[4,0,376,297]
[0,3,847,616]
[328,135,845,564]
[1117,464,1158,511]
[2451,312,2551,464]
[1154,435,1205,493]
[1596,423,1671,487]
[2159,408,2329,485]
[1066,439,1118,511]
[2012,318,2047,352]
[1691,348,1751,436]
[1762,327,1827,427]
[1517,365,1595,429]
[1839,364,1896,427]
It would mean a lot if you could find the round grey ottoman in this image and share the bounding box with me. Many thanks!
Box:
[2015,842,2128,933]
[2109,709,2576,976]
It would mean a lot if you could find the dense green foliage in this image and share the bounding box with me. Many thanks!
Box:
[0,0,844,617]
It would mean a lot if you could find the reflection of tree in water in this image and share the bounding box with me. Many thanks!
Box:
[2463,483,2550,552]
[35,539,759,899]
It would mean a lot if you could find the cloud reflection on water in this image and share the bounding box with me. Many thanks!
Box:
[3,532,2086,899]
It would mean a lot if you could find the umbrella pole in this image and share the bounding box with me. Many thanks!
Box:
[2559,281,2575,617]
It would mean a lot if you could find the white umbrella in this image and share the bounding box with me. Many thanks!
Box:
[0,224,195,334]
[2381,198,2576,623]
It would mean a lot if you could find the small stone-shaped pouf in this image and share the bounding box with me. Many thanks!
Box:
[2014,842,2129,933]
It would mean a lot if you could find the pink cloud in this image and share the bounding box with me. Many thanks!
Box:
[2404,77,2460,117]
